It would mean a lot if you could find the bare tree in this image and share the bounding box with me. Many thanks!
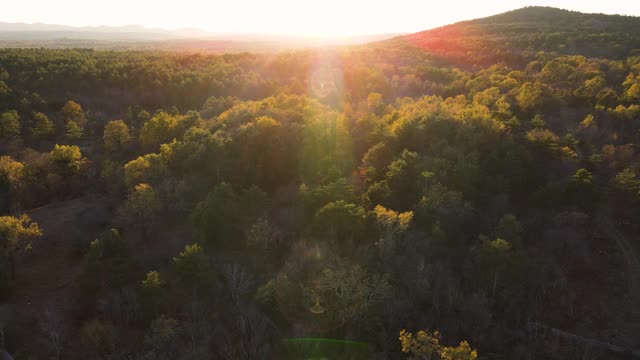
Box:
[40,306,65,360]
[0,304,11,351]
[182,299,211,356]
[216,307,275,360]
[220,262,254,305]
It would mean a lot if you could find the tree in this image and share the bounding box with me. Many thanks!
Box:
[0,156,24,211]
[0,110,20,140]
[624,83,640,101]
[144,315,180,359]
[60,100,86,128]
[315,263,391,327]
[81,229,133,292]
[40,307,65,360]
[612,168,640,194]
[567,168,598,210]
[611,168,640,214]
[475,238,524,299]
[399,329,440,360]
[48,144,87,178]
[440,341,478,360]
[313,201,367,242]
[200,95,239,118]
[495,214,523,247]
[386,150,422,208]
[118,183,161,235]
[373,204,413,252]
[0,81,9,98]
[417,182,471,234]
[191,182,239,243]
[173,243,211,294]
[0,214,42,280]
[399,329,478,360]
[141,271,165,323]
[64,120,83,140]
[103,120,132,152]
[140,111,178,150]
[516,82,552,112]
[124,153,168,188]
[247,218,283,251]
[79,319,115,358]
[30,112,54,140]
[367,92,384,114]
[142,270,163,289]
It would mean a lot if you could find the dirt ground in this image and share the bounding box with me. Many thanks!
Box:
[4,195,113,351]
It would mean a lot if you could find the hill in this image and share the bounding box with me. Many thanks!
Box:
[0,22,398,51]
[399,7,640,67]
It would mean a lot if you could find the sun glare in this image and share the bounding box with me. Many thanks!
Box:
[3,0,640,36]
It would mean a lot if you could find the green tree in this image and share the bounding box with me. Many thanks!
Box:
[173,243,211,294]
[624,83,640,101]
[30,112,54,140]
[0,110,20,140]
[495,214,522,247]
[611,168,640,214]
[516,82,552,112]
[64,120,83,140]
[367,92,384,114]
[313,201,367,242]
[141,271,165,323]
[60,100,86,128]
[386,150,421,208]
[142,270,163,289]
[612,168,640,194]
[567,168,598,210]
[103,120,132,152]
[0,214,42,280]
[118,183,161,235]
[124,153,168,188]
[191,182,238,243]
[200,95,239,118]
[373,204,413,251]
[0,156,24,211]
[140,111,178,150]
[81,229,133,292]
[475,238,524,299]
[48,144,87,177]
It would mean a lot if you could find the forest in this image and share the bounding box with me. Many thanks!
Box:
[1,6,640,360]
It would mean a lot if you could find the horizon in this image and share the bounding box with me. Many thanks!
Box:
[3,1,640,37]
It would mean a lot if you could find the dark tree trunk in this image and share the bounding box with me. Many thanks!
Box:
[9,254,15,281]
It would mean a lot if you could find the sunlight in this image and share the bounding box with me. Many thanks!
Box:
[3,0,639,36]
[2,2,640,359]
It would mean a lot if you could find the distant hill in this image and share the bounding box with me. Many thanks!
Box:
[0,22,207,39]
[0,22,398,51]
[396,7,640,67]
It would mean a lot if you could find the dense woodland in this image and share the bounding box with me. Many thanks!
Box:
[1,6,640,359]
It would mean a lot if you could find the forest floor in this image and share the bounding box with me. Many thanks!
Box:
[8,195,112,342]
[595,214,640,352]
[597,216,640,316]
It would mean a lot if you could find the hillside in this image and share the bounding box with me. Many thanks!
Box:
[400,7,640,67]
[2,6,640,360]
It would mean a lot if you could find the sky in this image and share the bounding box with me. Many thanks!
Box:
[3,0,640,37]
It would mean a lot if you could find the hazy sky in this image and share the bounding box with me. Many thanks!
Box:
[3,0,640,36]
